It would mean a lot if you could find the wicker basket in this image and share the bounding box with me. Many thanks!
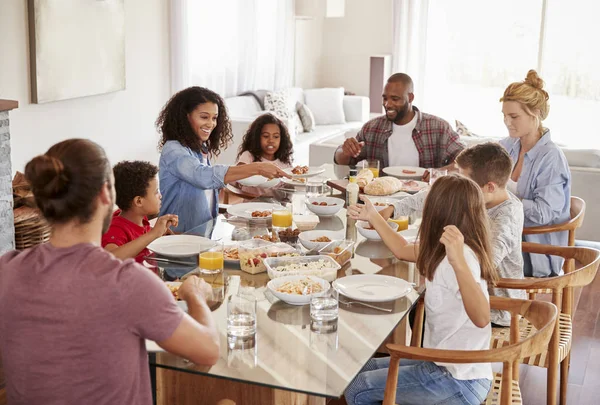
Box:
[13,206,51,250]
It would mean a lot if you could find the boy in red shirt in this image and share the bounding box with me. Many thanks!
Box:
[102,161,178,263]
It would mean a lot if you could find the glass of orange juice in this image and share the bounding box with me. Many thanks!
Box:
[364,159,380,178]
[272,205,293,228]
[199,242,224,274]
[388,216,409,231]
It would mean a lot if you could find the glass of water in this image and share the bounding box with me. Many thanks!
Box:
[227,294,257,339]
[428,168,448,186]
[310,287,339,329]
[306,177,324,199]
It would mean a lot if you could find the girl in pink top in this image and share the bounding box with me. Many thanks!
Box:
[235,113,294,196]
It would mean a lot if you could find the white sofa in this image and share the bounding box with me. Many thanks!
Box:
[214,88,370,166]
[310,130,600,242]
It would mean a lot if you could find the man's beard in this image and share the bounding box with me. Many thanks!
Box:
[101,205,113,235]
[385,103,411,123]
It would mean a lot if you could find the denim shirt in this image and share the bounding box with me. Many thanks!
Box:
[499,131,571,277]
[158,140,228,233]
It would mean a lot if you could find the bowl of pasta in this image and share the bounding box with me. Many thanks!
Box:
[267,275,330,305]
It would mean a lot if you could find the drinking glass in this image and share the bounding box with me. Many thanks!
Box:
[227,294,257,339]
[388,216,409,231]
[272,205,293,228]
[310,319,339,351]
[306,177,324,199]
[227,333,257,369]
[363,159,380,178]
[428,168,448,186]
[199,242,224,275]
[310,287,339,328]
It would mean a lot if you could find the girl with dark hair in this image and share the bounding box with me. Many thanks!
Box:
[344,174,496,405]
[157,87,290,231]
[235,113,294,195]
[0,139,220,405]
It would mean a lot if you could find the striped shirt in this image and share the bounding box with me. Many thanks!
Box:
[338,106,465,168]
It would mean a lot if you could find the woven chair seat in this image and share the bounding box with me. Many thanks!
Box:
[483,372,522,404]
[525,287,553,295]
[491,313,572,368]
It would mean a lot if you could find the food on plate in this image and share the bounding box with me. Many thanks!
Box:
[292,165,309,175]
[278,227,300,243]
[275,277,324,295]
[363,225,375,230]
[251,210,271,218]
[327,246,352,265]
[374,202,389,207]
[364,176,404,196]
[272,259,336,273]
[401,180,426,192]
[311,236,331,243]
[254,234,278,243]
[239,250,269,273]
[166,283,180,300]
[402,169,417,174]
[224,247,239,261]
[356,168,374,187]
[293,178,307,184]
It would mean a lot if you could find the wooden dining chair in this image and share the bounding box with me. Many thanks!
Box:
[222,184,258,204]
[384,296,558,405]
[491,244,600,405]
[523,196,586,299]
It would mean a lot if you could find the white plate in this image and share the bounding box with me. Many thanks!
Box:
[367,197,395,212]
[267,275,330,305]
[298,230,345,251]
[283,166,326,178]
[226,202,282,219]
[399,228,419,243]
[305,197,344,216]
[356,220,399,241]
[237,175,269,187]
[147,235,216,257]
[400,180,428,194]
[257,178,281,188]
[281,177,307,187]
[383,166,426,180]
[333,274,412,302]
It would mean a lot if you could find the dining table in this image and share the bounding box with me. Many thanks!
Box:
[145,164,424,405]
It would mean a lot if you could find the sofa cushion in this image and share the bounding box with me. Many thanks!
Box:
[264,90,303,134]
[304,88,346,125]
[296,102,316,132]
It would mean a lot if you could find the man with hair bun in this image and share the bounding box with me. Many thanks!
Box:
[0,139,220,405]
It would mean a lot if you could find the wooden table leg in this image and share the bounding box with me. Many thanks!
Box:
[157,368,327,405]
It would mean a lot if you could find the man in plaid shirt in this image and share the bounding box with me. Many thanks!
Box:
[334,73,464,179]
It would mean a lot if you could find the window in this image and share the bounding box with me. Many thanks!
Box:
[421,0,600,148]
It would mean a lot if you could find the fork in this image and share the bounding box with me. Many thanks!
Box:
[338,299,392,312]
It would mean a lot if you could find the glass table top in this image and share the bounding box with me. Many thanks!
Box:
[146,168,423,398]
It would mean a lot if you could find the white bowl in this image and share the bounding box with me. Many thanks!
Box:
[368,198,394,212]
[305,197,344,216]
[293,214,320,231]
[267,275,330,305]
[356,220,399,241]
[238,175,269,187]
[257,178,281,188]
[298,230,345,251]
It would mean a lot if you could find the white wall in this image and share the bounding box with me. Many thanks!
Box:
[294,0,325,89]
[318,0,394,97]
[0,0,170,174]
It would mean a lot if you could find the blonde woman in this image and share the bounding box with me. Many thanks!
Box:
[499,70,571,277]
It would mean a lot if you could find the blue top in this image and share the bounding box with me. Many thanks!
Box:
[158,140,228,233]
[499,130,571,277]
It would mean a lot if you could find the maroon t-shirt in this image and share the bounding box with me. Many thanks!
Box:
[0,243,184,405]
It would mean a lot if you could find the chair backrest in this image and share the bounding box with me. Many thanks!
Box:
[523,196,586,246]
[383,297,557,405]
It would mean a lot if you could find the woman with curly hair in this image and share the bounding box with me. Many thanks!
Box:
[499,70,571,277]
[157,87,289,232]
[235,113,294,195]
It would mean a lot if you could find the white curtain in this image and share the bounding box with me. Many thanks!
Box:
[391,0,430,97]
[170,0,295,97]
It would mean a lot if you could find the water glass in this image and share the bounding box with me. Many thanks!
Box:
[310,287,339,326]
[199,242,224,275]
[428,168,448,186]
[227,294,257,338]
[310,319,339,351]
[227,334,257,369]
[306,177,324,199]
